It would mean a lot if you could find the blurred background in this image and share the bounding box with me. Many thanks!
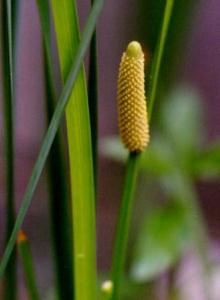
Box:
[0,0,220,299]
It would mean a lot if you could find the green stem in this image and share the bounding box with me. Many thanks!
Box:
[17,231,41,300]
[44,49,74,300]
[148,0,174,121]
[111,152,140,300]
[0,0,104,279]
[1,0,16,299]
[51,1,98,299]
[35,0,74,296]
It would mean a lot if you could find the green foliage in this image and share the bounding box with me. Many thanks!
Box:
[193,142,220,179]
[0,0,104,280]
[18,234,41,300]
[51,0,98,299]
[36,1,74,298]
[130,201,192,282]
[0,0,217,299]
[1,0,16,298]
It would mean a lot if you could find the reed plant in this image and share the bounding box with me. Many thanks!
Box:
[0,0,219,299]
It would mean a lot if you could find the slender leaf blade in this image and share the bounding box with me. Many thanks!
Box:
[1,0,16,298]
[51,1,97,299]
[36,1,74,298]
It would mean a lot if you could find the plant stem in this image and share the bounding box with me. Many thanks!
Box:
[148,0,174,122]
[17,231,41,300]
[111,152,140,300]
[1,0,16,299]
[51,1,98,299]
[44,49,74,300]
[35,1,74,297]
[0,0,104,279]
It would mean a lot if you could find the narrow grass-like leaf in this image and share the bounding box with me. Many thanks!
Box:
[1,1,16,299]
[36,1,74,298]
[111,2,175,299]
[0,0,104,279]
[17,231,41,300]
[88,0,98,186]
[148,0,174,121]
[51,1,97,299]
[44,50,74,299]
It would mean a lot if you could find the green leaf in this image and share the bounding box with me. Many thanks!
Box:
[1,0,16,298]
[193,141,220,179]
[160,85,202,160]
[17,232,41,300]
[0,0,104,280]
[36,1,74,298]
[148,0,175,121]
[51,1,98,299]
[130,201,192,282]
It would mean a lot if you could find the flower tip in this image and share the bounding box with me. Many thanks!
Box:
[101,280,113,295]
[17,230,27,244]
[126,41,142,58]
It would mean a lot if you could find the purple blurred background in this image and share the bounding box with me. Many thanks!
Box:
[0,0,220,299]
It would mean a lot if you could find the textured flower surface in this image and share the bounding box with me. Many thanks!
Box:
[117,41,150,152]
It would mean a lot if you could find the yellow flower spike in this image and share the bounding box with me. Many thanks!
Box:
[117,41,150,152]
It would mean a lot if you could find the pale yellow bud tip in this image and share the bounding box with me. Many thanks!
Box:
[126,41,142,58]
[101,280,113,294]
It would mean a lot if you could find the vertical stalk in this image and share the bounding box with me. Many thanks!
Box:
[44,49,74,300]
[51,1,98,299]
[111,153,140,300]
[1,0,16,299]
[17,231,41,300]
[148,0,174,121]
[35,1,74,297]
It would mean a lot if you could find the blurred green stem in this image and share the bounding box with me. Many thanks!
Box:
[1,0,16,299]
[111,152,140,300]
[17,231,41,300]
[148,0,174,121]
